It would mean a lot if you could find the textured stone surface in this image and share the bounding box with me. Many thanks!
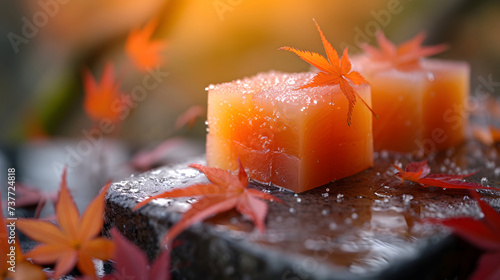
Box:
[104,141,500,280]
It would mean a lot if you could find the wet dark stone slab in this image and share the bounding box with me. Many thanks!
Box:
[104,141,500,280]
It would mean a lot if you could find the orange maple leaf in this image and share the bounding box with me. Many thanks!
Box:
[83,62,129,124]
[280,20,375,126]
[134,161,283,246]
[393,160,496,190]
[17,169,114,279]
[1,195,45,280]
[362,31,447,70]
[126,19,167,72]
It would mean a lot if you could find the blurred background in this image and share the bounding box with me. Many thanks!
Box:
[1,0,500,214]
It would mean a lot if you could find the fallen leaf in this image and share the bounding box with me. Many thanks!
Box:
[134,161,283,245]
[280,19,375,126]
[427,191,500,280]
[17,168,114,279]
[102,228,169,280]
[4,183,58,219]
[130,137,184,171]
[83,62,130,124]
[0,193,45,280]
[126,19,167,72]
[362,31,447,70]
[175,105,205,130]
[393,160,496,190]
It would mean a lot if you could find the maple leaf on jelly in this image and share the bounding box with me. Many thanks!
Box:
[134,161,283,245]
[83,63,129,124]
[362,31,447,70]
[280,20,376,126]
[17,169,114,279]
[392,160,496,190]
[427,191,500,280]
[126,19,167,72]
[102,228,169,280]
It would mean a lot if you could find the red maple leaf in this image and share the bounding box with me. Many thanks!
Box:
[361,31,447,70]
[102,228,169,280]
[280,20,376,126]
[125,19,167,72]
[134,161,283,245]
[83,62,130,124]
[427,191,500,280]
[392,160,496,190]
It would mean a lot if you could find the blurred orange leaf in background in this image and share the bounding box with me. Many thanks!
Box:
[83,63,129,124]
[362,31,447,70]
[126,19,167,72]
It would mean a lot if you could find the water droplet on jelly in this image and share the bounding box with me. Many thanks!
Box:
[296,198,302,203]
[289,208,296,213]
[427,72,435,81]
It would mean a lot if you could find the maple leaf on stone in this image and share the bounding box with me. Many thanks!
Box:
[83,62,130,124]
[280,19,375,126]
[362,31,447,70]
[17,169,114,279]
[134,161,283,245]
[102,228,169,280]
[427,191,500,280]
[392,160,496,190]
[126,19,167,72]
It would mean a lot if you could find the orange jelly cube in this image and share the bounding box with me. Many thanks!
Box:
[352,57,469,154]
[206,71,373,193]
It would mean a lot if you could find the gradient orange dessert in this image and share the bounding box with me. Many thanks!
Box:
[351,32,469,153]
[206,71,373,193]
[206,21,375,193]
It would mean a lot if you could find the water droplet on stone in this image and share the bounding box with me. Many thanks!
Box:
[481,177,488,186]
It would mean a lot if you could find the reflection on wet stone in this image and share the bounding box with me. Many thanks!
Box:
[104,142,500,279]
